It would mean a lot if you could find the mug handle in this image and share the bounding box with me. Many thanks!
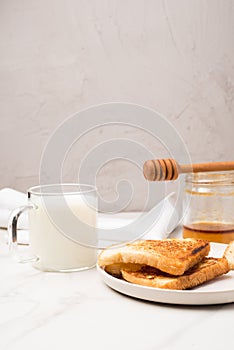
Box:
[8,204,37,263]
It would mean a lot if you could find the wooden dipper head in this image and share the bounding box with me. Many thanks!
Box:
[143,158,179,181]
[143,159,234,181]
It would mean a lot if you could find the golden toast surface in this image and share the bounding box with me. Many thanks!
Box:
[121,257,229,290]
[98,238,210,275]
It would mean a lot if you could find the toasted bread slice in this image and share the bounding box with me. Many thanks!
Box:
[121,257,229,290]
[98,239,210,275]
[223,240,234,269]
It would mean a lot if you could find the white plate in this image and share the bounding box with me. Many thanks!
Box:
[97,243,234,305]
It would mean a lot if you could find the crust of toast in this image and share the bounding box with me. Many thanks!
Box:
[223,240,234,269]
[121,258,229,290]
[98,239,210,275]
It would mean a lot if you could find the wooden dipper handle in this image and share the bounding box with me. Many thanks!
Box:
[143,159,234,181]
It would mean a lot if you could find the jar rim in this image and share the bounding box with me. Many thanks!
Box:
[185,171,234,185]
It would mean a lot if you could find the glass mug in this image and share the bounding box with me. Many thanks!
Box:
[8,184,98,272]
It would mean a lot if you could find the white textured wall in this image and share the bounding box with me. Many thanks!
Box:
[0,0,234,210]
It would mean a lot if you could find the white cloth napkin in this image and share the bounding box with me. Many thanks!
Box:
[97,192,182,247]
[143,192,181,239]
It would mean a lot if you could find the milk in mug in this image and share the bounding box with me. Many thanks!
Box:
[28,192,98,272]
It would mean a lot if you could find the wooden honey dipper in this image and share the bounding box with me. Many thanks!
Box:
[143,159,234,181]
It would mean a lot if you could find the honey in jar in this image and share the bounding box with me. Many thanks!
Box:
[183,171,234,244]
[183,222,234,244]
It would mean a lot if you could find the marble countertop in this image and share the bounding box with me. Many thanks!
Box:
[1,223,234,350]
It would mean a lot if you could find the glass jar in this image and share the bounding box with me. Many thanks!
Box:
[183,171,234,243]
